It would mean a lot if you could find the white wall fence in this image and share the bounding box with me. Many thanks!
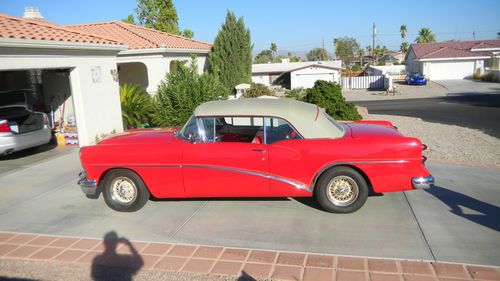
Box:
[368,65,406,80]
[341,75,385,89]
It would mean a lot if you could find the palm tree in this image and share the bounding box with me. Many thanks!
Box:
[400,24,407,42]
[415,28,437,43]
[400,42,409,56]
[120,84,153,129]
[358,49,364,67]
[270,43,277,58]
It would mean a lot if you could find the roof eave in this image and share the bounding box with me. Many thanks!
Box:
[470,47,500,52]
[118,47,210,56]
[418,56,491,62]
[0,37,126,51]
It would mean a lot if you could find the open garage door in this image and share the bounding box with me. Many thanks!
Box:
[0,69,79,155]
[428,61,475,80]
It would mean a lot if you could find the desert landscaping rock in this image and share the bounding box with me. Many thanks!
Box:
[368,114,500,167]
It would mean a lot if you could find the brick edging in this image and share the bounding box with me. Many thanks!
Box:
[0,231,498,281]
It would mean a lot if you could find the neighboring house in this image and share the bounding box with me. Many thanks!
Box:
[406,40,500,80]
[66,22,211,95]
[252,61,342,89]
[0,9,211,146]
[380,51,404,65]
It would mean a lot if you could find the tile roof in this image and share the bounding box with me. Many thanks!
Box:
[66,21,212,50]
[410,39,500,59]
[0,13,120,45]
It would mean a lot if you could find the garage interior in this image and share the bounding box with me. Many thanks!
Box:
[0,69,79,146]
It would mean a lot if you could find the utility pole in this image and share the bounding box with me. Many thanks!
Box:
[322,35,326,60]
[372,22,376,64]
[473,30,476,40]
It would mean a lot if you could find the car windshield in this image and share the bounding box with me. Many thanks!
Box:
[412,72,423,77]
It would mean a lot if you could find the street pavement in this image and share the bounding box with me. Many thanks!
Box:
[0,149,499,266]
[350,80,500,139]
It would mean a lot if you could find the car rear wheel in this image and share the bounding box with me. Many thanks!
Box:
[315,167,368,213]
[102,169,150,212]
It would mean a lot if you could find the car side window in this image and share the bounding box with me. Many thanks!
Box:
[264,117,302,144]
[199,117,216,142]
[180,116,201,141]
[215,116,264,144]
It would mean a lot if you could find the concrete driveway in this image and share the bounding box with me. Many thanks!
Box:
[0,150,499,266]
[436,79,500,95]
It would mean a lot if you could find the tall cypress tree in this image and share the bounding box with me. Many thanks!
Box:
[209,10,252,92]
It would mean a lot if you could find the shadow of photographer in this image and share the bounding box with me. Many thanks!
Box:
[91,231,143,281]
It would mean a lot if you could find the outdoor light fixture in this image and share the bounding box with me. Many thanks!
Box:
[110,69,118,82]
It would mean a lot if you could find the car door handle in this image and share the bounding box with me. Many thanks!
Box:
[252,149,266,154]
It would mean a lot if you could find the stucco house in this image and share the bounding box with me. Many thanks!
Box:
[0,10,212,146]
[252,61,342,89]
[406,40,500,80]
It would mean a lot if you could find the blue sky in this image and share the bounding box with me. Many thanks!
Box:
[1,0,499,55]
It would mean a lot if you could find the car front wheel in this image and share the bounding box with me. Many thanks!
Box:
[102,169,150,212]
[315,167,368,213]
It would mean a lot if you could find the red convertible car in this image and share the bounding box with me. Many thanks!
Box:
[78,98,434,213]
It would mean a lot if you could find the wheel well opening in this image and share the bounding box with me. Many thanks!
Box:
[313,164,375,195]
[98,167,152,194]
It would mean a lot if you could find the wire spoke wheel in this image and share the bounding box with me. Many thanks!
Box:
[326,175,359,206]
[110,177,137,205]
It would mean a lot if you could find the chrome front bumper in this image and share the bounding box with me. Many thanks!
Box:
[78,171,98,196]
[412,176,435,189]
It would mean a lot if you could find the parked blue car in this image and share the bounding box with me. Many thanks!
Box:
[406,72,427,85]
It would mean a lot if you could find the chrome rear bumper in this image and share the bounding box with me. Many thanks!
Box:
[78,171,98,196]
[412,176,434,189]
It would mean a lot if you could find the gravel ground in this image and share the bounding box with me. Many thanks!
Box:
[0,259,261,281]
[367,113,500,168]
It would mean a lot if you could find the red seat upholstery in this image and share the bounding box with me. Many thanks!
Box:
[251,135,262,144]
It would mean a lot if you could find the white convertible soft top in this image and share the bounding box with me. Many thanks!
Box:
[194,98,344,138]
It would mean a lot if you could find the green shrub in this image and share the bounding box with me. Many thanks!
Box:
[285,88,306,100]
[242,83,274,98]
[480,72,498,82]
[120,83,153,129]
[472,71,481,80]
[301,80,361,121]
[352,64,362,71]
[152,59,229,127]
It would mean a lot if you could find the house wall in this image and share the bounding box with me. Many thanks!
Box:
[117,52,208,95]
[291,66,339,89]
[405,49,422,74]
[252,73,270,86]
[0,46,124,146]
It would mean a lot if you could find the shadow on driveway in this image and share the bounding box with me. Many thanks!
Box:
[425,186,500,232]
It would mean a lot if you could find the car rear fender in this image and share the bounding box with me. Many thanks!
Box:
[311,163,374,194]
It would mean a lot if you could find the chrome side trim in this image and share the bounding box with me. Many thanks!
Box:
[183,165,312,192]
[269,175,311,192]
[412,176,434,189]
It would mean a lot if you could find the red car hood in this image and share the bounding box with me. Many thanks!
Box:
[346,123,402,138]
[99,128,178,145]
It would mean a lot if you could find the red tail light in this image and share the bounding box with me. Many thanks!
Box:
[0,121,10,133]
